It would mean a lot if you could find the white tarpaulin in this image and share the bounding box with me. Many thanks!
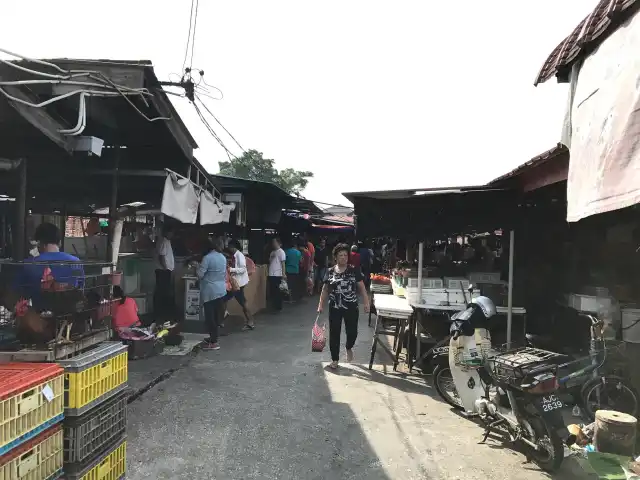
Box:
[161,172,200,224]
[567,10,640,222]
[199,190,236,225]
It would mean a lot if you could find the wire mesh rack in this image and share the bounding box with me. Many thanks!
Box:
[0,260,117,352]
[488,347,565,385]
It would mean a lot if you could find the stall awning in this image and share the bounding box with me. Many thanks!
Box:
[343,185,520,239]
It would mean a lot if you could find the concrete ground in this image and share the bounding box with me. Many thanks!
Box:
[127,300,584,480]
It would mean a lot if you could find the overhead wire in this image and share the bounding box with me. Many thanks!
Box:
[195,94,244,152]
[192,101,237,160]
[181,0,196,74]
[0,47,171,124]
[189,0,200,72]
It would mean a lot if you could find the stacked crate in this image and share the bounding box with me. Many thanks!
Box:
[59,341,128,479]
[0,363,65,479]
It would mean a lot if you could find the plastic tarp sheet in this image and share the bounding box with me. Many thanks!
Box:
[567,10,640,222]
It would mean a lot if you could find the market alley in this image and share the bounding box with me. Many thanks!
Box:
[126,302,577,480]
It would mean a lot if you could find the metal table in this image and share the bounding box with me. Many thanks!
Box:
[368,294,414,370]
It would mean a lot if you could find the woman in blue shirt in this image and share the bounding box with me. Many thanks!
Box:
[197,237,227,350]
[285,243,302,301]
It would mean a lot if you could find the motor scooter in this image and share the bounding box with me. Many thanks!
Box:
[446,295,568,472]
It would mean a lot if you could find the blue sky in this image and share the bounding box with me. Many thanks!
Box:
[2,0,598,205]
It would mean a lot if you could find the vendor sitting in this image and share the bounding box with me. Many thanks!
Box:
[112,285,142,332]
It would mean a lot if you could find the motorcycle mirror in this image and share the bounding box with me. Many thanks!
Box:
[468,284,474,293]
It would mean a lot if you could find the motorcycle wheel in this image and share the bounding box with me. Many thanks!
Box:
[581,375,639,421]
[433,365,463,410]
[525,415,564,472]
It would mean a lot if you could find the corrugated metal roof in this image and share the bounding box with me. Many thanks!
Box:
[534,0,639,85]
[490,143,569,185]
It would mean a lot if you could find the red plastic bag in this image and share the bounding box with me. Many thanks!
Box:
[311,315,326,352]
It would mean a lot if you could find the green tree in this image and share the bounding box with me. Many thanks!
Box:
[218,149,313,195]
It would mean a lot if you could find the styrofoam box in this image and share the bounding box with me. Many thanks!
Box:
[407,277,444,289]
[444,277,470,290]
[408,289,449,305]
[448,290,480,305]
[468,272,501,285]
[568,293,611,313]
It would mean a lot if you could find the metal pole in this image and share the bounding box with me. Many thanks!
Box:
[416,241,424,360]
[14,159,26,259]
[107,148,120,262]
[506,230,515,348]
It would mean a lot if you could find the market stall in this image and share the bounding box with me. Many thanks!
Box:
[344,185,529,372]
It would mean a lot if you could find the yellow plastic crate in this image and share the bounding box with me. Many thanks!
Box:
[66,437,126,480]
[59,343,128,416]
[0,425,63,480]
[0,365,64,455]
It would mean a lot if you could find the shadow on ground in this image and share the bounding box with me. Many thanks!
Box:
[126,299,587,480]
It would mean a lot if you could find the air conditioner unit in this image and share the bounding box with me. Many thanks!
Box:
[222,193,245,226]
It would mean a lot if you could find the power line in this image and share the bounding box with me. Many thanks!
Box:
[196,94,244,152]
[181,0,195,74]
[189,0,200,71]
[192,101,237,160]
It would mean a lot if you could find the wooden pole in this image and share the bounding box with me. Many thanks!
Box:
[14,159,26,260]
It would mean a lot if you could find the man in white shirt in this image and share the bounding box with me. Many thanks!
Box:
[268,237,286,312]
[154,226,175,322]
[223,239,255,330]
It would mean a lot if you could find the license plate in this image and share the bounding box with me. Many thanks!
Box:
[539,394,563,413]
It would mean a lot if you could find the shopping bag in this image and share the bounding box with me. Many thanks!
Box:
[311,315,326,352]
[279,279,289,293]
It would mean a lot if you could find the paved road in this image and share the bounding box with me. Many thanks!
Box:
[127,300,580,479]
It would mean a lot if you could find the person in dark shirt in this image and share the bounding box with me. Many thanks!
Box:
[318,243,370,369]
[313,238,329,294]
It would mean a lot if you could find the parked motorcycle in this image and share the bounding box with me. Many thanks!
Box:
[443,296,568,472]
[526,313,639,421]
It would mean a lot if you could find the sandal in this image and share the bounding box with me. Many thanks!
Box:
[242,324,255,331]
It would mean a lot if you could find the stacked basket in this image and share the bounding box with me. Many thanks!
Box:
[58,341,128,480]
[0,363,65,479]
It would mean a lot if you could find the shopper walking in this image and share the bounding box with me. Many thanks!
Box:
[285,242,302,301]
[223,239,255,330]
[197,237,227,350]
[268,237,286,312]
[313,238,329,294]
[317,243,370,369]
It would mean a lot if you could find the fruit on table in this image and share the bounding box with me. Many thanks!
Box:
[370,274,391,284]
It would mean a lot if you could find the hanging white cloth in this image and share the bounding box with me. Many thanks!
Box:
[199,190,224,225]
[221,203,235,223]
[161,172,199,224]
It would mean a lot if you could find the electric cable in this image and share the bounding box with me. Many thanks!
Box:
[181,0,195,75]
[195,94,244,151]
[189,0,200,71]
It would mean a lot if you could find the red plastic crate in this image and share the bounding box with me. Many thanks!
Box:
[0,363,64,400]
[0,424,61,467]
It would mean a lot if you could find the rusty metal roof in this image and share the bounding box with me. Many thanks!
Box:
[490,143,569,185]
[534,0,640,85]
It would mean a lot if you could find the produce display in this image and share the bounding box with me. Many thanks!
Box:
[370,274,391,285]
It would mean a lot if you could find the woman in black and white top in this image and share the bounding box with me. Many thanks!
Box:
[318,243,370,369]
